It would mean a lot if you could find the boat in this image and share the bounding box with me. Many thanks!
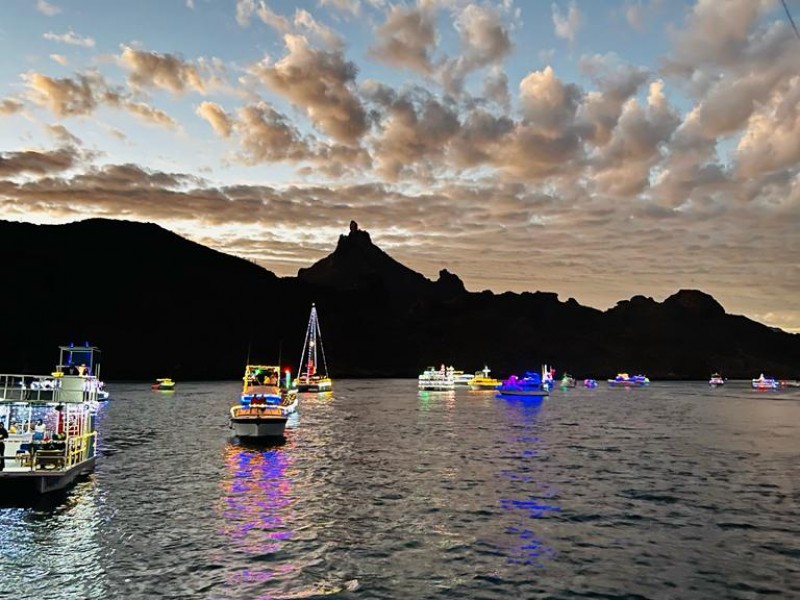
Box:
[230,365,298,439]
[709,373,725,387]
[752,374,779,390]
[496,371,550,397]
[560,373,576,388]
[469,366,501,390]
[607,373,650,387]
[295,304,332,393]
[418,365,455,391]
[452,370,475,386]
[0,344,101,495]
[152,378,175,391]
[583,378,598,388]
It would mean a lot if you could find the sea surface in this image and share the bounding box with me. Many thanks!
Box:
[1,380,799,600]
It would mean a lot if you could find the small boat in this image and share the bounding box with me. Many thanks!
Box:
[452,370,476,386]
[607,373,650,387]
[469,366,501,390]
[230,365,298,439]
[752,374,779,390]
[560,373,576,388]
[0,344,101,495]
[709,373,725,387]
[583,378,598,388]
[151,378,175,391]
[418,365,455,391]
[295,304,332,393]
[497,372,550,397]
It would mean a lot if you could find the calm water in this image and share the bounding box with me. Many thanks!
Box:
[1,381,799,599]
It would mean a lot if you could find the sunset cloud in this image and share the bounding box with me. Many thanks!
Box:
[2,0,799,332]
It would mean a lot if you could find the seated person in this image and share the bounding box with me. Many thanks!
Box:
[32,419,46,441]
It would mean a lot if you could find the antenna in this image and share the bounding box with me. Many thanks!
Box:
[782,0,800,39]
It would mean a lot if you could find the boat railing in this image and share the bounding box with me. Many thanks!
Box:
[0,372,102,404]
[1,431,96,473]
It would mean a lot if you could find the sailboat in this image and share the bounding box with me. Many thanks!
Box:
[295,304,333,393]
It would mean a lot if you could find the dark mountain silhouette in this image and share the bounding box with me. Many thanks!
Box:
[0,218,797,381]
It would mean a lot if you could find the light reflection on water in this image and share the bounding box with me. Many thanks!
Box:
[219,440,296,588]
[0,381,798,599]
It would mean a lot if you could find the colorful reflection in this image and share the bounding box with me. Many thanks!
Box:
[497,397,559,567]
[218,441,297,586]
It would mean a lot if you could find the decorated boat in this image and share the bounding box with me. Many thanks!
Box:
[151,377,176,391]
[230,365,298,439]
[295,304,332,393]
[751,374,779,390]
[708,373,725,387]
[607,373,650,387]
[496,371,550,397]
[560,373,577,388]
[418,365,455,391]
[469,366,501,390]
[452,370,476,386]
[0,344,100,495]
[583,378,598,388]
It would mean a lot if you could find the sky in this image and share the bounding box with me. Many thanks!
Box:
[1,0,799,332]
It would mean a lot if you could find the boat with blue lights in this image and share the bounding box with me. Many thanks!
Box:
[295,304,333,393]
[469,366,501,390]
[751,373,778,390]
[0,344,101,495]
[418,365,455,391]
[230,364,298,439]
[607,373,650,387]
[496,372,550,397]
[583,378,598,388]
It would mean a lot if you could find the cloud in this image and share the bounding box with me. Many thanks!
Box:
[236,0,255,27]
[0,146,79,177]
[119,46,208,94]
[552,1,582,43]
[235,102,314,163]
[369,4,438,74]
[196,101,233,138]
[482,66,510,111]
[319,0,362,17]
[519,66,581,137]
[24,71,177,128]
[36,0,61,16]
[624,1,646,32]
[0,98,24,115]
[43,30,96,48]
[50,54,69,66]
[45,123,82,145]
[254,35,367,144]
[441,4,512,95]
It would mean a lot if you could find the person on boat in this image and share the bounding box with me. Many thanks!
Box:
[33,419,46,442]
[0,420,8,471]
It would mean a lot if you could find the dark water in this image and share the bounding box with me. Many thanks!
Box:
[1,381,799,599]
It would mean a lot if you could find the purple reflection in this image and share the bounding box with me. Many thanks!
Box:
[497,397,559,567]
[218,443,297,587]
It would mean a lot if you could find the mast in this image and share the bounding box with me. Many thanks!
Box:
[298,303,328,382]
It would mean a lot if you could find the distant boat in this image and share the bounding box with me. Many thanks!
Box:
[752,374,779,390]
[295,304,332,393]
[583,379,598,388]
[151,378,175,391]
[497,371,549,397]
[469,366,501,390]
[607,373,649,387]
[452,370,475,386]
[709,373,725,387]
[560,373,576,388]
[230,364,298,439]
[418,365,455,391]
